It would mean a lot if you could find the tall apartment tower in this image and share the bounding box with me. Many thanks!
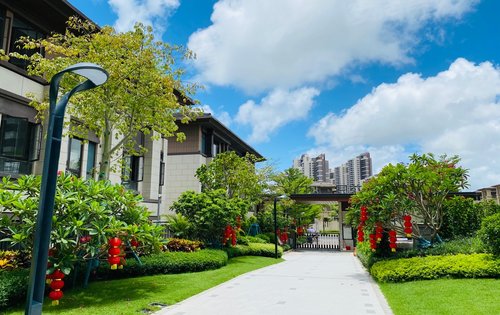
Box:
[334,152,372,193]
[293,153,329,182]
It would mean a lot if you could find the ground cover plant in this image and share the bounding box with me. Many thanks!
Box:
[2,256,283,315]
[379,278,500,315]
[225,243,283,258]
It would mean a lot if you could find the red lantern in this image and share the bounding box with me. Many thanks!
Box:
[297,226,304,236]
[375,223,383,242]
[369,233,377,251]
[130,239,139,249]
[236,216,242,230]
[403,215,413,238]
[108,237,122,269]
[231,227,237,246]
[389,243,397,252]
[357,226,364,242]
[388,230,397,252]
[48,269,65,306]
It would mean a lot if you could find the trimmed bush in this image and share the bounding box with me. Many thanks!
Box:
[96,249,228,279]
[245,236,267,244]
[225,243,283,258]
[356,241,377,269]
[371,254,500,282]
[478,213,500,256]
[255,234,271,243]
[0,269,29,309]
[237,236,250,245]
[394,236,486,259]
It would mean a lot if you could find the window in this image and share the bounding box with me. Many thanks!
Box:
[0,115,41,176]
[0,7,5,50]
[122,132,145,191]
[8,15,45,69]
[201,129,212,156]
[67,138,83,176]
[86,141,97,179]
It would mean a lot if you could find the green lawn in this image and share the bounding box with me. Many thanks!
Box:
[4,256,282,315]
[379,278,500,315]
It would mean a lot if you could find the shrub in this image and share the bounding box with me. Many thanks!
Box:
[96,249,228,279]
[246,236,267,244]
[371,253,500,282]
[441,196,482,239]
[394,236,486,259]
[166,238,204,252]
[237,236,249,245]
[255,234,271,243]
[225,243,282,258]
[282,244,291,251]
[356,241,378,269]
[0,269,29,309]
[478,213,500,256]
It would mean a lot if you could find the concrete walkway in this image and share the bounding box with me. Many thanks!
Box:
[156,251,393,315]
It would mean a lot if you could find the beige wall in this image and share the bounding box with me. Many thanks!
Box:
[167,124,200,154]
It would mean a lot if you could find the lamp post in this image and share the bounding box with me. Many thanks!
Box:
[25,63,108,315]
[273,195,286,259]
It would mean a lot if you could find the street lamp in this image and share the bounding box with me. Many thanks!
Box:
[25,63,108,315]
[273,195,286,259]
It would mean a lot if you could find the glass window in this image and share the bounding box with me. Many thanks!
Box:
[86,141,96,179]
[67,138,83,176]
[0,115,40,176]
[0,7,5,50]
[9,15,45,69]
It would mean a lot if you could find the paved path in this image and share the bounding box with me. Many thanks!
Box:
[156,251,393,315]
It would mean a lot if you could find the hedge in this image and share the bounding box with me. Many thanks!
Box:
[96,249,228,280]
[225,243,283,258]
[371,253,500,282]
[0,269,29,309]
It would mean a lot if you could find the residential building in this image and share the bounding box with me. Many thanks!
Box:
[164,113,263,211]
[477,185,500,204]
[293,153,330,182]
[0,1,262,219]
[333,152,372,193]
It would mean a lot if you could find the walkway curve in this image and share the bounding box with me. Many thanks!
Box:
[156,251,393,315]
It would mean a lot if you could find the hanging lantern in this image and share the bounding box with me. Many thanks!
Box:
[403,215,413,238]
[297,226,304,236]
[388,230,397,252]
[108,237,122,270]
[375,223,383,242]
[236,216,242,230]
[231,226,237,246]
[48,269,65,306]
[357,225,364,242]
[223,225,232,244]
[369,233,377,251]
[130,239,139,249]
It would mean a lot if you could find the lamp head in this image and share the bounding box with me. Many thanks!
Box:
[62,62,108,86]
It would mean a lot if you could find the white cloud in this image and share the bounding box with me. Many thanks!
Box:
[308,58,500,189]
[235,87,320,143]
[188,0,477,92]
[196,104,233,127]
[108,0,179,33]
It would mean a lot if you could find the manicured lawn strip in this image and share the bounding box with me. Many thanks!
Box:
[379,278,500,315]
[4,256,283,315]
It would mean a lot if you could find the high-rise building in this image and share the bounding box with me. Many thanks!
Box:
[292,153,330,182]
[334,152,372,193]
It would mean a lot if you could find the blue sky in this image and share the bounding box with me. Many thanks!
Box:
[69,0,500,189]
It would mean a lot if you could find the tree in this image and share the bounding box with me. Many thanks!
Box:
[170,189,249,245]
[195,151,268,206]
[269,168,322,227]
[348,153,468,242]
[6,17,199,179]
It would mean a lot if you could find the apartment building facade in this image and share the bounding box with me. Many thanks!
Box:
[333,152,373,193]
[293,153,329,182]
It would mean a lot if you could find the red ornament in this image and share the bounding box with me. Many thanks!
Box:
[231,227,237,246]
[108,247,121,256]
[130,239,139,248]
[297,227,304,236]
[375,224,383,242]
[403,215,413,237]
[108,237,122,269]
[48,269,65,305]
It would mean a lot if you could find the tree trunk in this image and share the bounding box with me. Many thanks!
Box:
[99,129,112,181]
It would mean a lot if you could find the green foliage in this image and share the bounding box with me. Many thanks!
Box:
[170,189,249,245]
[254,234,271,243]
[236,235,250,245]
[164,213,191,238]
[394,237,486,259]
[477,199,500,217]
[225,243,283,258]
[166,238,204,252]
[356,241,377,269]
[97,249,228,279]
[441,196,483,239]
[195,151,267,206]
[478,213,500,255]
[0,174,164,275]
[349,153,469,241]
[0,269,29,309]
[371,254,500,282]
[245,236,268,244]
[9,17,200,179]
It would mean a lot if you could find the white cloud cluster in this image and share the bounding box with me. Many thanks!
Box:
[308,58,500,189]
[188,0,477,92]
[108,0,179,33]
[235,87,320,143]
[197,104,233,127]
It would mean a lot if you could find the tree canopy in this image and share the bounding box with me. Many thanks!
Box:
[348,153,469,242]
[6,17,200,179]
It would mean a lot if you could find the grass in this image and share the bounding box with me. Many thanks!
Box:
[379,278,500,315]
[3,256,282,315]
